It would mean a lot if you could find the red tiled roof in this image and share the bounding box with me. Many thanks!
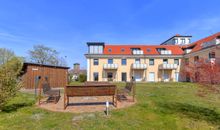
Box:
[103,45,184,55]
[183,32,220,52]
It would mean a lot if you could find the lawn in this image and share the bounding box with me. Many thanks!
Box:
[0,82,220,130]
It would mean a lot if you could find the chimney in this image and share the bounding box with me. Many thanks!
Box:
[73,63,80,71]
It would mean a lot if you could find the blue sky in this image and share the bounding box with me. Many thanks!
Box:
[0,0,220,69]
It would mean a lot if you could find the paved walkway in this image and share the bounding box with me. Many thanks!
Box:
[37,94,136,113]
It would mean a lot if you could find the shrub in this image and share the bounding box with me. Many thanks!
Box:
[0,57,23,110]
[78,74,87,82]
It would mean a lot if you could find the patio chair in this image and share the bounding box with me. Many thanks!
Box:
[117,81,135,102]
[42,83,60,104]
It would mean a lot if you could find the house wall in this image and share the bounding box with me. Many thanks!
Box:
[184,45,220,63]
[87,57,182,82]
[21,65,68,89]
[183,45,220,82]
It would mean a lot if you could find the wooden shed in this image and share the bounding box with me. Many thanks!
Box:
[21,62,69,89]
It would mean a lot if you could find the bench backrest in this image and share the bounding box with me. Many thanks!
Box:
[84,81,110,85]
[42,83,51,94]
[125,82,134,92]
[65,85,116,97]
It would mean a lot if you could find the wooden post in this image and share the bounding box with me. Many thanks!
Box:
[133,82,135,102]
[112,95,114,106]
[114,87,117,107]
[64,86,66,110]
[38,80,42,105]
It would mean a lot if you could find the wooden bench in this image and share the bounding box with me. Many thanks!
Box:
[64,84,117,109]
[117,81,135,102]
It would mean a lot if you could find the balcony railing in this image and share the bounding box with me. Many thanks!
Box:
[132,63,147,69]
[160,50,172,55]
[216,39,220,44]
[103,64,118,69]
[185,49,192,54]
[132,50,144,55]
[159,64,178,69]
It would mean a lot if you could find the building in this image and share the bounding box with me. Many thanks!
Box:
[161,34,192,45]
[85,32,220,82]
[21,62,69,89]
[69,63,87,81]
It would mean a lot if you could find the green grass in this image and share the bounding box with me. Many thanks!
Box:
[1,82,220,130]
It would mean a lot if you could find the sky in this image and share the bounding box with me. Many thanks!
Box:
[0,0,220,69]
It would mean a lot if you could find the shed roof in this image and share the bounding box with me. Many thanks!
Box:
[23,62,70,69]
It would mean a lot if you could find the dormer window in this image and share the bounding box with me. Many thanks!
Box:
[181,39,185,44]
[87,42,104,54]
[156,48,166,52]
[131,48,141,51]
[209,52,215,59]
[173,39,178,44]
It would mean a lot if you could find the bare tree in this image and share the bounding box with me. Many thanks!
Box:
[181,58,220,84]
[28,45,67,66]
[0,48,15,65]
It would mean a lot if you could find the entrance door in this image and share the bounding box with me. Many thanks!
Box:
[134,72,142,82]
[163,73,169,82]
[121,72,127,82]
[149,72,155,82]
[175,72,179,82]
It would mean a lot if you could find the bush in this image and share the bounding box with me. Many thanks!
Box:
[78,74,87,82]
[0,57,23,110]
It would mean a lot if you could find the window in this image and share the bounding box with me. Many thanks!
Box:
[181,39,185,44]
[146,48,151,52]
[121,48,125,52]
[135,58,140,64]
[194,56,199,62]
[173,39,178,44]
[185,58,189,65]
[131,48,141,51]
[108,48,112,52]
[149,72,155,82]
[89,45,103,54]
[209,52,215,59]
[163,59,168,64]
[172,39,176,44]
[121,72,127,82]
[156,48,166,52]
[93,72,99,81]
[93,59,99,65]
[149,59,154,66]
[107,72,113,81]
[174,59,179,65]
[188,38,191,43]
[108,59,113,64]
[175,72,179,82]
[121,59,127,65]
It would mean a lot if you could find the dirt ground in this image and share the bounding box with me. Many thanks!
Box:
[37,94,136,113]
